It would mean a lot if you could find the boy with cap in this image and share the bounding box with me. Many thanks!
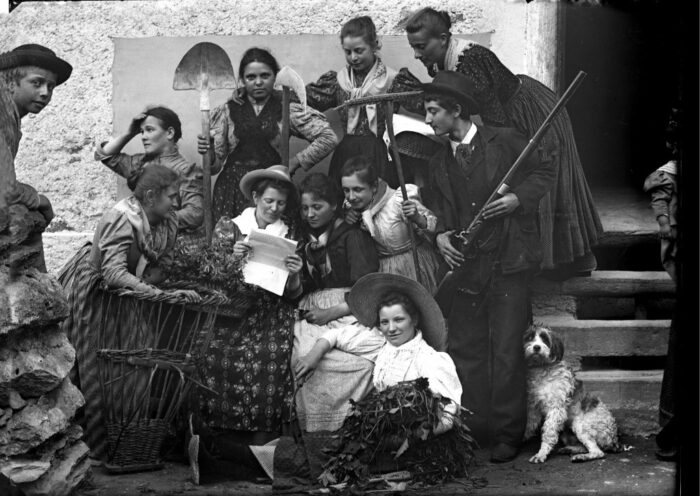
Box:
[421,70,556,462]
[0,44,72,269]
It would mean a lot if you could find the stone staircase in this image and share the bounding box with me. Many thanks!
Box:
[531,187,674,436]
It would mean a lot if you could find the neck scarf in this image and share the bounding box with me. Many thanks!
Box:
[431,37,472,76]
[360,179,390,238]
[337,57,397,136]
[233,206,289,238]
[112,196,171,277]
[305,218,340,287]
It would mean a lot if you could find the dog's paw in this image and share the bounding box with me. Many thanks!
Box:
[528,453,548,464]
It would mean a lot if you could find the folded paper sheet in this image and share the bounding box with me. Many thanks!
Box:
[242,229,299,296]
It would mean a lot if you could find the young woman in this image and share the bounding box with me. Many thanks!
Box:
[197,48,337,222]
[306,16,423,186]
[189,273,460,483]
[405,7,604,276]
[95,106,204,233]
[196,165,304,448]
[341,156,442,294]
[58,165,201,460]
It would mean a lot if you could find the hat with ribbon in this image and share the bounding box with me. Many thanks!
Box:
[421,70,480,116]
[239,164,294,200]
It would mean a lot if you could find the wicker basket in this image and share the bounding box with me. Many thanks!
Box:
[105,419,169,473]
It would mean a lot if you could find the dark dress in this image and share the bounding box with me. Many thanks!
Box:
[210,92,337,223]
[198,214,300,437]
[454,44,603,274]
[306,64,422,187]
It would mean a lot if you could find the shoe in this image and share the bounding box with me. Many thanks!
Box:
[490,443,519,463]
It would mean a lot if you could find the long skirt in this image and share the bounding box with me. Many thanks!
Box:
[199,290,296,434]
[379,241,442,295]
[58,244,152,460]
[507,76,604,274]
[293,288,376,432]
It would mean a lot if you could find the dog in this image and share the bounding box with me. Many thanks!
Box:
[523,325,621,463]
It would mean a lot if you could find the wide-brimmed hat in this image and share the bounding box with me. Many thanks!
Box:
[421,70,480,116]
[348,273,447,352]
[0,44,73,86]
[384,114,443,161]
[239,165,294,199]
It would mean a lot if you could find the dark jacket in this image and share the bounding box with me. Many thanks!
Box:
[423,124,556,278]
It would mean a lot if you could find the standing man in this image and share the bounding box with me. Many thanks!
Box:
[0,44,72,270]
[421,71,556,462]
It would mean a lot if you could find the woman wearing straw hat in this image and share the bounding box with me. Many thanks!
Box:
[192,165,304,466]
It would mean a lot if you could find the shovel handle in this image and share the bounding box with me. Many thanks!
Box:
[201,110,214,244]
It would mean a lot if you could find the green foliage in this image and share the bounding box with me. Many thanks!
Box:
[320,378,476,489]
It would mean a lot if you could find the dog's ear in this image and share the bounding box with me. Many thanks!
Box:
[549,332,565,362]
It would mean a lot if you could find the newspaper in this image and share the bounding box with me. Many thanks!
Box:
[242,228,299,296]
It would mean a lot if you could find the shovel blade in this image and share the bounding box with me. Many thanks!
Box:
[173,42,237,91]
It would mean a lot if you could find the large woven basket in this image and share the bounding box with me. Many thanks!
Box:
[105,419,169,472]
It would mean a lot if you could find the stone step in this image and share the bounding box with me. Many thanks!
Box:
[533,270,675,297]
[577,369,661,411]
[540,317,670,357]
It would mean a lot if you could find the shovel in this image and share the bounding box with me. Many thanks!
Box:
[274,66,306,168]
[173,42,237,244]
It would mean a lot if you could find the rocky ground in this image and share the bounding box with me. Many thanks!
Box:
[72,436,676,496]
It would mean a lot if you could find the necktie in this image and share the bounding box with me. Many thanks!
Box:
[455,143,473,173]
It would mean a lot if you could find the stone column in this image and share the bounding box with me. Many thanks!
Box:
[0,170,90,493]
[525,0,566,95]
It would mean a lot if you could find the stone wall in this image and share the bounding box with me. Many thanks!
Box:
[0,0,527,272]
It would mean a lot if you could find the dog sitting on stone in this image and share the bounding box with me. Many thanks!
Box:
[523,325,621,463]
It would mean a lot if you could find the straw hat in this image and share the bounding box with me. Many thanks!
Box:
[0,44,72,86]
[239,165,293,199]
[421,70,481,115]
[347,273,447,352]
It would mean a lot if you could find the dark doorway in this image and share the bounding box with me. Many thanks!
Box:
[563,2,683,189]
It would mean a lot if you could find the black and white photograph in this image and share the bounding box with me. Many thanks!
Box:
[0,0,695,494]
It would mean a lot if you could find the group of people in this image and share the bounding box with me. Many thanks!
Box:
[2,6,607,484]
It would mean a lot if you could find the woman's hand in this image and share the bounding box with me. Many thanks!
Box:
[304,307,336,326]
[289,156,301,176]
[233,241,252,260]
[197,133,213,156]
[436,231,464,269]
[285,254,303,275]
[128,113,147,136]
[167,289,202,303]
[344,208,360,225]
[294,338,332,384]
[401,200,426,228]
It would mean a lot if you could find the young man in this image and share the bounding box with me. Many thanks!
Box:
[421,71,556,462]
[0,44,72,269]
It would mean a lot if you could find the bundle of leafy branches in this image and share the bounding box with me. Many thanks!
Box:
[168,236,259,302]
[319,378,476,489]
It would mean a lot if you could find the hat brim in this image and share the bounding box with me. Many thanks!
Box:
[0,51,72,86]
[239,166,294,199]
[348,273,447,352]
[421,81,480,116]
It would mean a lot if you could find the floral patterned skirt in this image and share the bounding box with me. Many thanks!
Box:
[199,290,296,433]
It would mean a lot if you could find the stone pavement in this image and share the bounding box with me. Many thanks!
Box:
[74,435,677,496]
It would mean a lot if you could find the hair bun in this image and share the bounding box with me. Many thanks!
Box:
[127,167,146,191]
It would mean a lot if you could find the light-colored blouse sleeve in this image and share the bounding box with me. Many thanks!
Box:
[210,103,237,165]
[415,342,463,406]
[400,184,438,233]
[289,101,338,170]
[321,324,386,362]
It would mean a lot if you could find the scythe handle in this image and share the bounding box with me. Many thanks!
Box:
[200,109,214,244]
[281,87,291,167]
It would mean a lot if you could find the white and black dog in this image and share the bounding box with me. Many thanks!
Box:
[523,325,621,463]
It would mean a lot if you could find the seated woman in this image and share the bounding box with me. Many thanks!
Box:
[293,172,380,434]
[341,156,442,294]
[94,106,204,233]
[195,165,304,448]
[189,273,459,483]
[58,165,201,460]
[197,47,337,222]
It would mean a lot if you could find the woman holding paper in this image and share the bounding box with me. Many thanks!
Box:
[196,165,303,448]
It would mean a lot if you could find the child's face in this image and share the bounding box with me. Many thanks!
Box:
[10,67,57,116]
[378,303,417,347]
[342,36,376,74]
[424,100,459,137]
